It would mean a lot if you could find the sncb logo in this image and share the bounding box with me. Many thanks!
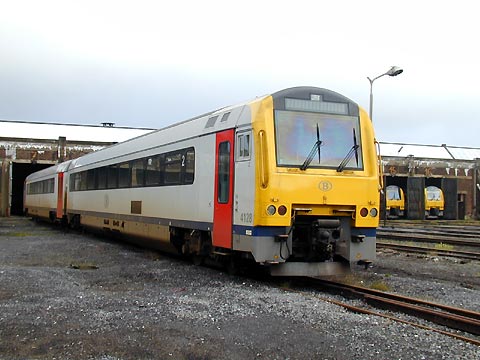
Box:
[318,181,332,192]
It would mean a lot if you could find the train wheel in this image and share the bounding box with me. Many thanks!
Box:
[226,258,238,276]
[193,255,204,266]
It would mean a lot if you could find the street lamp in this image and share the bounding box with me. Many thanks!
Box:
[367,66,403,120]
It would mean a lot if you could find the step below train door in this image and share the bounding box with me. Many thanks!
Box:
[213,129,235,249]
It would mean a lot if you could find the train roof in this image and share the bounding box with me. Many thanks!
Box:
[0,120,154,143]
[25,160,73,182]
[67,86,367,170]
[68,93,271,170]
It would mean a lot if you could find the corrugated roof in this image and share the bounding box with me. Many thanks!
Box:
[379,142,480,161]
[1,120,479,162]
[445,146,480,161]
[0,120,154,143]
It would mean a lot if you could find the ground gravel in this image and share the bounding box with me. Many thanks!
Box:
[0,217,479,359]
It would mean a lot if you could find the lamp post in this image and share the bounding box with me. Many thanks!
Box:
[367,66,403,121]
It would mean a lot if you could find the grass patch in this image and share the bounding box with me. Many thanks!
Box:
[434,243,454,251]
[435,243,455,250]
[0,232,33,237]
[369,281,391,292]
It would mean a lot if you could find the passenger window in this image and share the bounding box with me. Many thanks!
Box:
[164,152,182,185]
[86,169,96,190]
[107,165,118,189]
[79,171,88,191]
[131,159,145,187]
[184,149,195,184]
[118,162,131,188]
[145,156,162,186]
[218,141,230,203]
[70,174,77,191]
[237,132,251,160]
[97,167,107,190]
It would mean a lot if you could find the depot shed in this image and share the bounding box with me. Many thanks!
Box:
[380,142,480,220]
[0,120,153,216]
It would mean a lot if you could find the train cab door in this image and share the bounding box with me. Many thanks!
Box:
[213,129,235,249]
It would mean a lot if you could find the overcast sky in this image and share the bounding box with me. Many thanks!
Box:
[1,0,479,147]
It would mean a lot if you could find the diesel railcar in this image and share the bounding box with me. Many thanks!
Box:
[425,186,444,218]
[386,185,405,218]
[25,86,381,276]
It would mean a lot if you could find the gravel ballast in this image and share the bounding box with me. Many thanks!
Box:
[0,217,479,359]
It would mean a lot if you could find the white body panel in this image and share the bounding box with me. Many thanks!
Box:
[69,103,254,170]
[233,129,256,228]
[67,136,216,225]
[65,103,257,226]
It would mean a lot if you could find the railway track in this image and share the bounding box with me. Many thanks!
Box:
[377,221,480,251]
[377,229,480,246]
[377,241,480,261]
[298,278,480,346]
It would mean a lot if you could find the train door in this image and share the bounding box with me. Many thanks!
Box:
[213,129,235,249]
[56,172,64,219]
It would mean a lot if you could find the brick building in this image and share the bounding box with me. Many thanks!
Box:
[0,120,153,216]
[380,142,480,219]
[1,120,479,219]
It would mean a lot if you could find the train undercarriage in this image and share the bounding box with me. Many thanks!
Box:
[27,210,370,277]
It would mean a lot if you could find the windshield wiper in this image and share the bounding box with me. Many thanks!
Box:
[336,129,360,172]
[300,124,322,171]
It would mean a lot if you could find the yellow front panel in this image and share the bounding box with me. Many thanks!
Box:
[251,96,380,228]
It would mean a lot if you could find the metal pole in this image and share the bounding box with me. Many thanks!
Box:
[368,78,374,120]
[367,73,385,121]
[367,66,403,121]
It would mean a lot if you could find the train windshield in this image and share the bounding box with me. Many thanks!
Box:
[386,186,401,200]
[274,110,363,170]
[426,186,442,200]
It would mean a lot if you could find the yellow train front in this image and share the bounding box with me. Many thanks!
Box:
[424,186,444,218]
[386,185,405,218]
[241,87,380,276]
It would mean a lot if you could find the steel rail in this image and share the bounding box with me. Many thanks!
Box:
[279,281,480,347]
[307,278,480,337]
[377,230,480,247]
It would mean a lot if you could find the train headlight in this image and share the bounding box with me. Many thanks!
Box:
[370,208,378,217]
[360,208,368,217]
[278,205,287,216]
[266,205,276,216]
